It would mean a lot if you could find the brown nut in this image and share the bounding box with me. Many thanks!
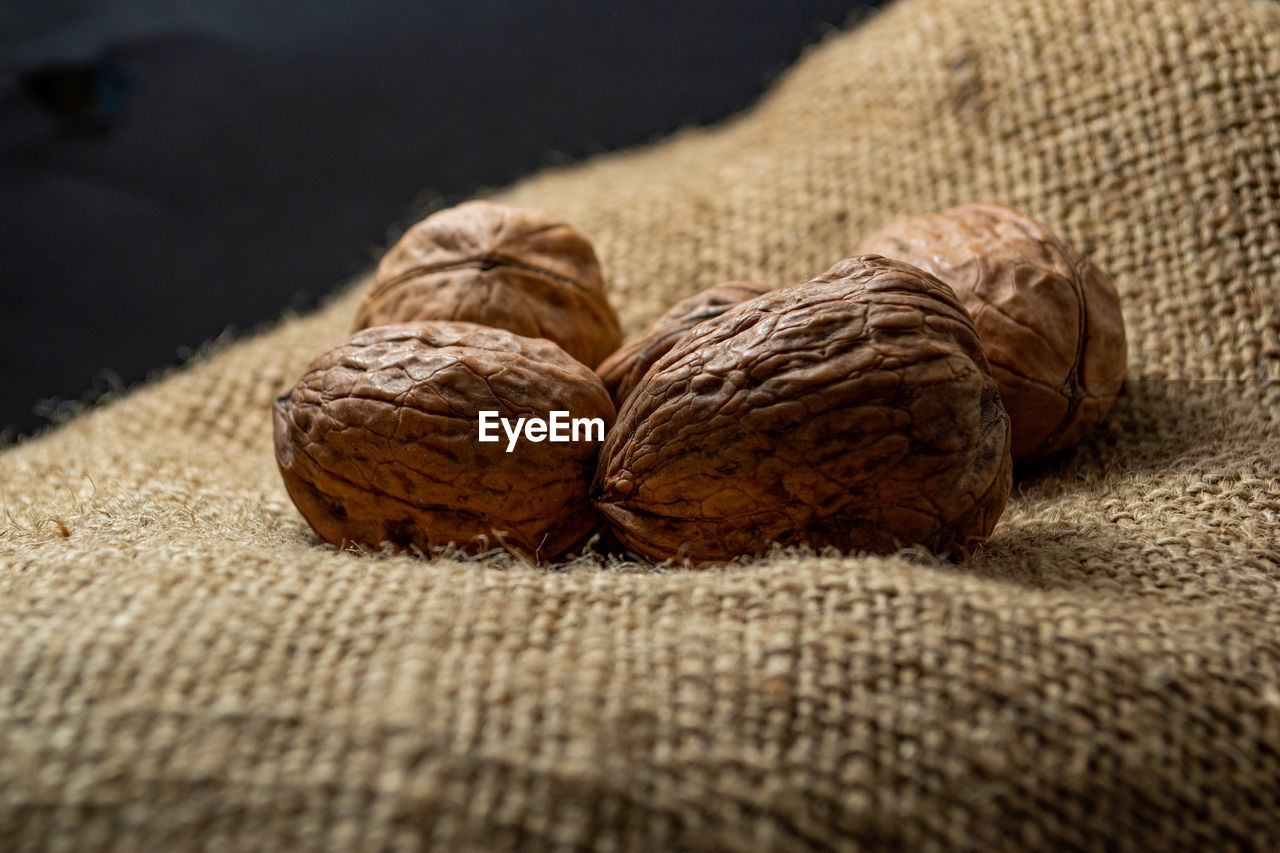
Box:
[354,201,623,367]
[593,255,1012,564]
[274,321,616,560]
[857,203,1126,461]
[596,282,770,408]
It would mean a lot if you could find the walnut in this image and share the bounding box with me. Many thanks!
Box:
[593,256,1012,563]
[354,201,622,368]
[857,203,1126,461]
[596,282,769,408]
[274,322,615,560]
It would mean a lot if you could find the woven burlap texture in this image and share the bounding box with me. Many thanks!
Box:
[3,0,1279,848]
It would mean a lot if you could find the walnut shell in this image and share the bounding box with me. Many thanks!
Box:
[354,201,623,367]
[857,203,1126,461]
[274,322,616,560]
[596,282,770,408]
[593,256,1012,563]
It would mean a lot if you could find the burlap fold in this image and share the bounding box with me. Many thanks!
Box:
[3,0,1279,848]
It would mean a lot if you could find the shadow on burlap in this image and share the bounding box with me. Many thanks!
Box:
[2,0,1279,849]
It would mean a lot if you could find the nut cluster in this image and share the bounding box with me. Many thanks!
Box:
[275,201,619,560]
[274,200,1125,564]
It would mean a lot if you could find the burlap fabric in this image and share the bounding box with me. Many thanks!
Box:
[3,0,1279,848]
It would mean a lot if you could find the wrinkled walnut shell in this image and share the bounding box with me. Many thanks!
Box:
[596,282,769,408]
[858,203,1126,461]
[354,201,623,367]
[593,256,1012,563]
[274,322,616,560]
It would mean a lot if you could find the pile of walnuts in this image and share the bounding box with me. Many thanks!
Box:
[274,201,1125,564]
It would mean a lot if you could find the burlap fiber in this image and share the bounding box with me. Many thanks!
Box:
[3,0,1279,848]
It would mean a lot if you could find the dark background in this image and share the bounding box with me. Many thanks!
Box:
[1,1,881,440]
